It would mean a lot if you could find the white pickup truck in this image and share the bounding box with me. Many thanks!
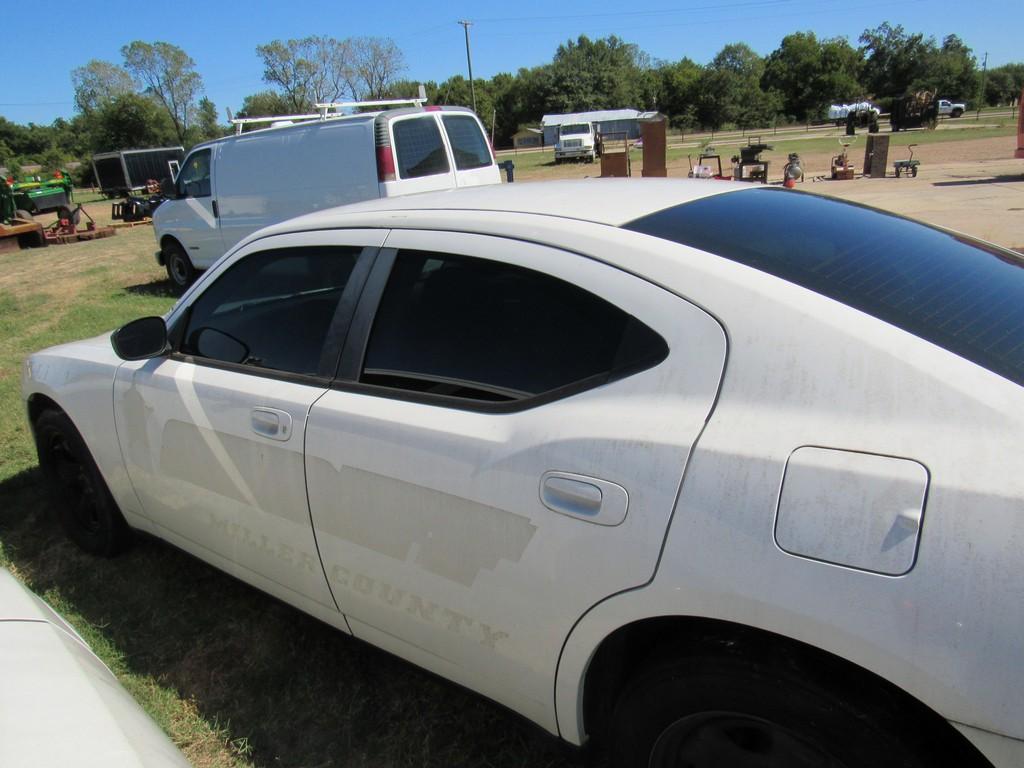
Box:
[938,99,966,118]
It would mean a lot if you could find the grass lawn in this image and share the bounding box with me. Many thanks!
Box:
[0,227,586,767]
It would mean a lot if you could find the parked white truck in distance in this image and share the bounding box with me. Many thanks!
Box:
[937,99,966,118]
[554,123,598,163]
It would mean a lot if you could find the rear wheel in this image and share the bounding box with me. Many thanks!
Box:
[951,108,963,118]
[610,655,929,768]
[34,410,131,556]
[163,240,196,289]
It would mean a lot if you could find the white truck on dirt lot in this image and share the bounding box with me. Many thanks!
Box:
[938,99,966,117]
[554,122,598,163]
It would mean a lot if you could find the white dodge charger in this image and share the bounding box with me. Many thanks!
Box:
[21,180,1024,767]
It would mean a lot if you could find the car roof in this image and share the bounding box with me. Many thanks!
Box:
[269,179,747,233]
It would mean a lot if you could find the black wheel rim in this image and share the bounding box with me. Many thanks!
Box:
[49,434,102,534]
[650,711,848,768]
[169,255,188,284]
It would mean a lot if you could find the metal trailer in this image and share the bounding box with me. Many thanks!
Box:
[91,147,184,197]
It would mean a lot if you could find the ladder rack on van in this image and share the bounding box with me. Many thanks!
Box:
[229,97,427,135]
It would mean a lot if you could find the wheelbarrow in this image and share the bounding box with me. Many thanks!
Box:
[894,144,920,177]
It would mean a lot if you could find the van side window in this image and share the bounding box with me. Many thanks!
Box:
[177,149,212,198]
[441,115,492,170]
[393,118,450,179]
[359,250,668,404]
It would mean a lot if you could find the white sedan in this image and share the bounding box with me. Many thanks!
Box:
[22,180,1024,767]
[0,569,190,767]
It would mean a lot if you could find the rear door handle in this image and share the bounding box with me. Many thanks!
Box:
[251,407,292,441]
[540,471,629,526]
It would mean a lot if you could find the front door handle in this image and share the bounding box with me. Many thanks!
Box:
[540,471,629,526]
[251,407,292,441]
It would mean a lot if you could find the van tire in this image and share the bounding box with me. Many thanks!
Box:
[164,241,196,290]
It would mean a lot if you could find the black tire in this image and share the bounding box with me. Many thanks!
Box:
[163,240,196,289]
[15,208,33,222]
[951,108,963,118]
[34,410,131,557]
[610,655,929,768]
[912,166,918,177]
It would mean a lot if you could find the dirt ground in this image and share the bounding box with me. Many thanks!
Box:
[515,134,1024,250]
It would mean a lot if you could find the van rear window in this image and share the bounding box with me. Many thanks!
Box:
[393,117,450,179]
[623,188,1024,387]
[442,115,492,170]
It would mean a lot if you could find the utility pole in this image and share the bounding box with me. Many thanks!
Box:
[977,52,988,119]
[457,20,477,114]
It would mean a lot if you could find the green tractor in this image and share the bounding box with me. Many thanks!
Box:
[4,170,74,221]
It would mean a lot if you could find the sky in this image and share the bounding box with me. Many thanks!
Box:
[2,0,1020,126]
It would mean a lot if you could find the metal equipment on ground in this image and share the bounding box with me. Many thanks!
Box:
[891,91,939,132]
[831,139,856,180]
[894,144,921,177]
[599,132,631,177]
[0,177,46,252]
[732,138,771,183]
[783,153,804,186]
[6,170,73,216]
[92,147,184,198]
[43,203,115,245]
[688,147,728,179]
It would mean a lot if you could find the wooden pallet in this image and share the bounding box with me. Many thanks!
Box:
[46,226,117,245]
[111,218,153,229]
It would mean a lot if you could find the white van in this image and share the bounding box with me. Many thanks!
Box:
[154,105,500,287]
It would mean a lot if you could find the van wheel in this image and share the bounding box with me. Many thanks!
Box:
[610,655,929,768]
[34,410,131,557]
[164,241,196,289]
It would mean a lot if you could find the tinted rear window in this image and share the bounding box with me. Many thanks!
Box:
[441,115,492,170]
[393,117,449,179]
[624,188,1024,387]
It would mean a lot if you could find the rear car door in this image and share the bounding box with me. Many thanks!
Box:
[303,229,726,728]
[113,231,387,613]
[385,114,458,195]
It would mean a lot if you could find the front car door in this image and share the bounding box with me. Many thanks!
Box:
[303,229,726,729]
[113,230,387,619]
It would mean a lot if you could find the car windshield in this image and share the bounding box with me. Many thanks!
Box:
[624,188,1024,388]
[560,124,591,136]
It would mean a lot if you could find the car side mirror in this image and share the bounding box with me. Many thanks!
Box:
[193,327,250,364]
[111,316,169,360]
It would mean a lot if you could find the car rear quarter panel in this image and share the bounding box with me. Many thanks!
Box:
[22,335,150,531]
[549,224,1024,747]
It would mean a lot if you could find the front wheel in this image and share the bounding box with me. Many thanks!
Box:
[163,240,196,290]
[34,410,131,556]
[610,656,929,768]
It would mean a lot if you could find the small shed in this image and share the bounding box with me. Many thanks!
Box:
[512,127,543,149]
[541,109,645,145]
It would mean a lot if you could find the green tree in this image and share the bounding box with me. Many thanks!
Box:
[191,97,226,144]
[121,41,204,144]
[930,35,978,100]
[762,32,862,121]
[859,23,934,98]
[234,90,296,119]
[545,35,653,113]
[71,60,136,114]
[656,58,703,127]
[88,93,177,152]
[984,63,1024,105]
[698,43,781,129]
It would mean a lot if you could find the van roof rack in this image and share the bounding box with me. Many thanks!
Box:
[229,95,428,135]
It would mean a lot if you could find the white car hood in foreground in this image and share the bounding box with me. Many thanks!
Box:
[0,570,189,768]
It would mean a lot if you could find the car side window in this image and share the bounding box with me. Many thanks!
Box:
[359,250,668,404]
[180,246,360,377]
[393,117,450,179]
[441,115,492,170]
[177,149,211,198]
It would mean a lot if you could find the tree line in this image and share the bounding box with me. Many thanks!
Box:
[2,23,1022,182]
